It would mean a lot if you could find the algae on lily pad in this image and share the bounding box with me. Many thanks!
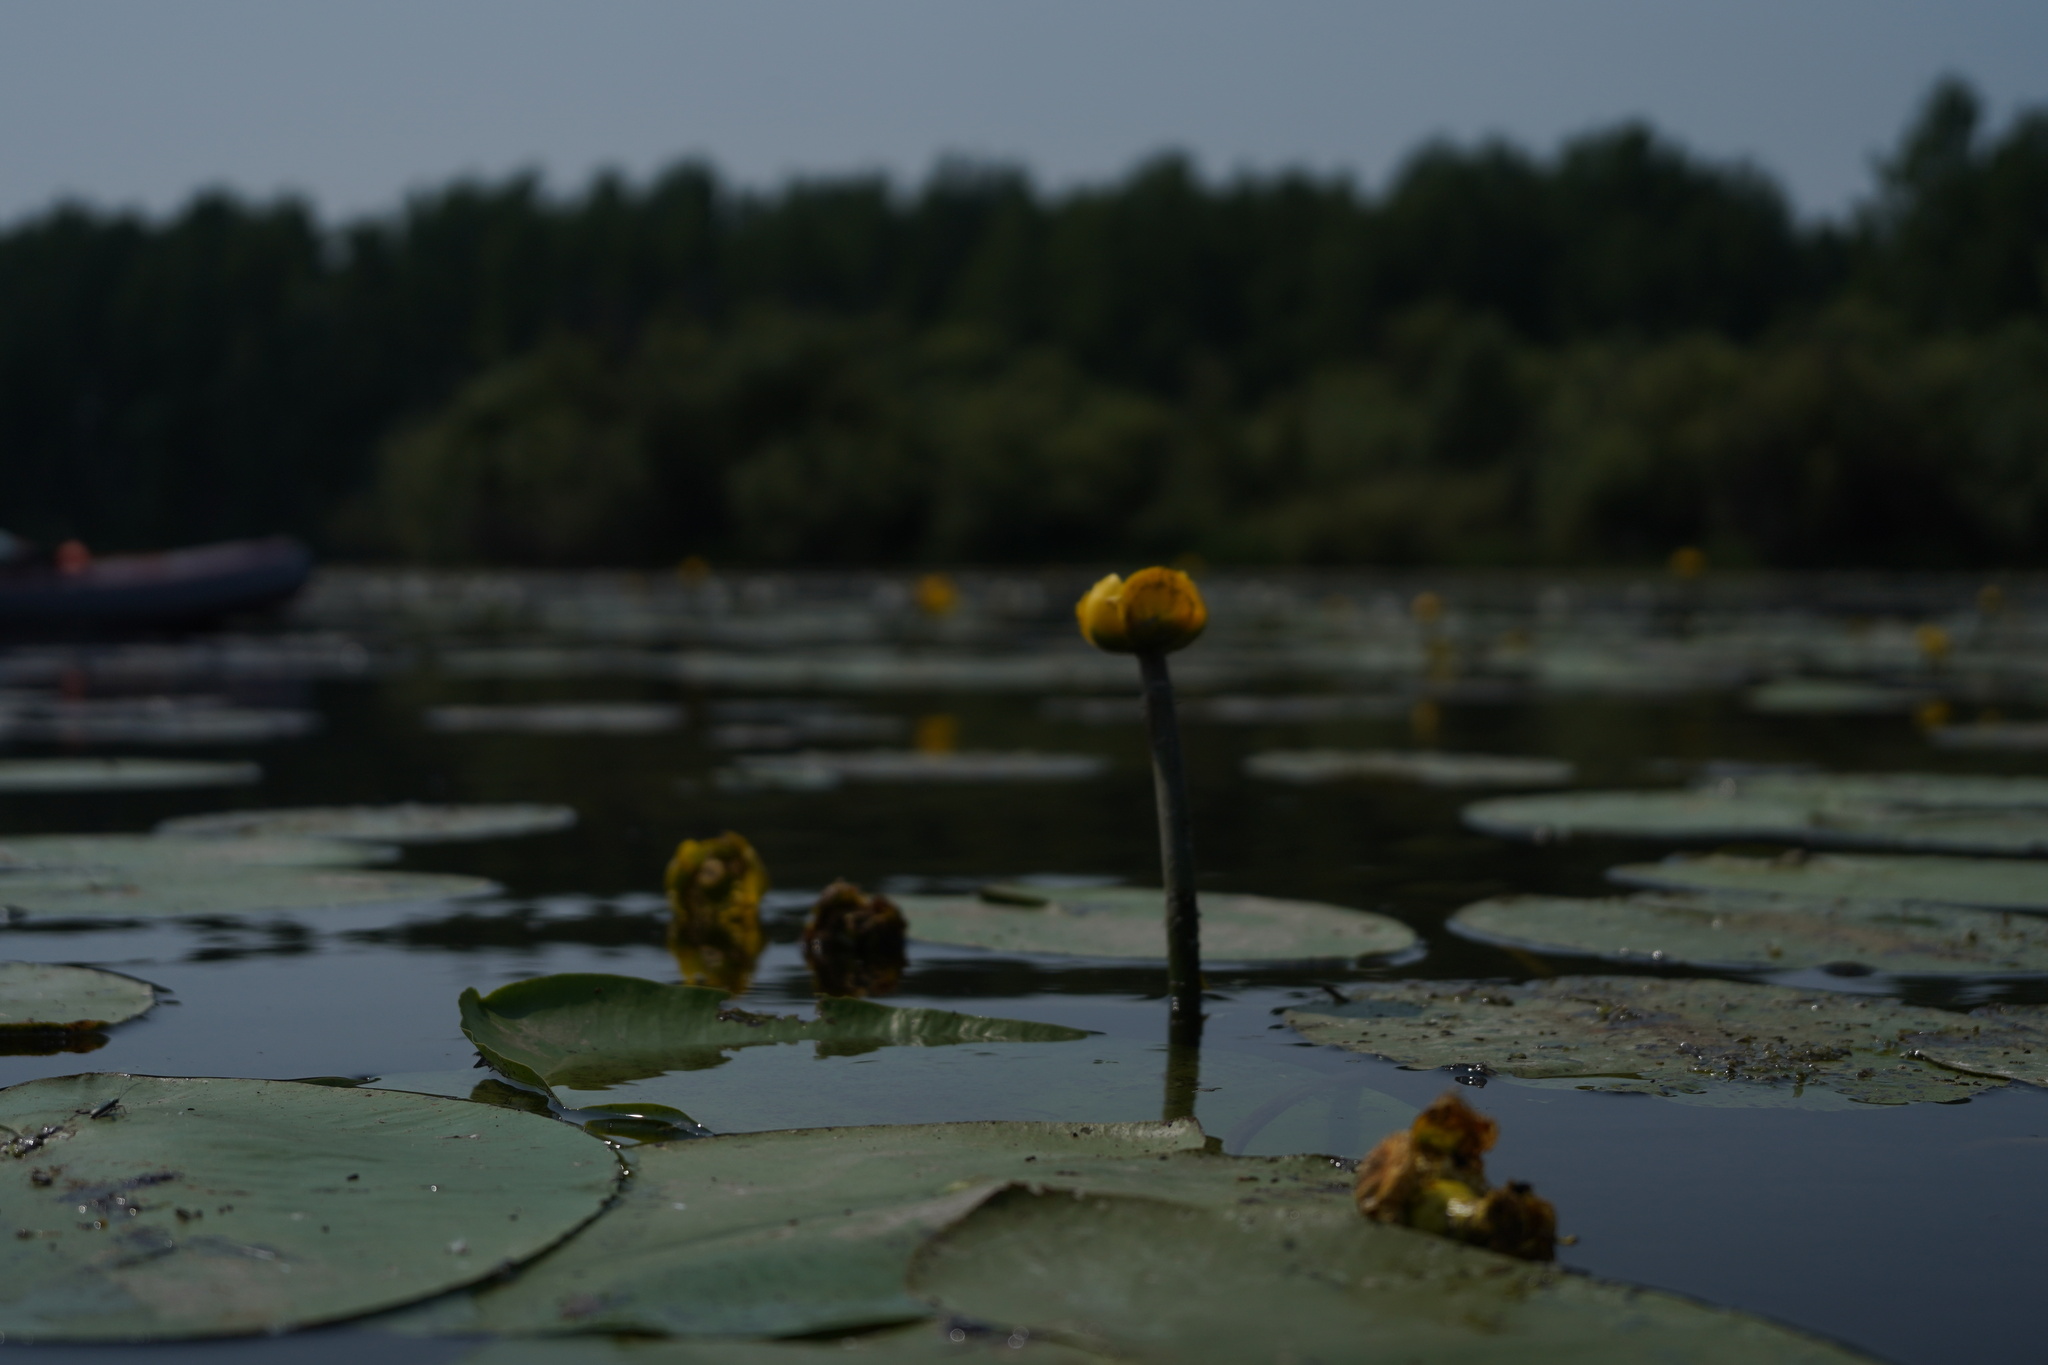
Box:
[460,973,1090,1095]
[891,886,1415,961]
[397,1118,1231,1339]
[0,759,259,793]
[0,867,496,922]
[1448,892,2048,974]
[0,834,391,874]
[0,1074,619,1341]
[1246,749,1573,788]
[1609,851,2048,912]
[157,803,576,844]
[0,962,156,1030]
[908,1185,1870,1364]
[1286,976,2011,1105]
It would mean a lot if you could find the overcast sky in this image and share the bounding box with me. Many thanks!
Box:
[3,0,2045,228]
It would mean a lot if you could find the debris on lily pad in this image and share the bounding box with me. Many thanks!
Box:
[909,1180,1870,1364]
[0,961,156,1030]
[716,749,1105,793]
[1354,1091,1556,1260]
[891,885,1416,962]
[0,1074,620,1341]
[1247,749,1573,788]
[665,832,767,994]
[157,802,577,844]
[460,973,1090,1095]
[1285,976,2019,1105]
[802,880,908,997]
[425,703,684,735]
[0,834,392,874]
[1928,721,2048,751]
[1745,679,1928,715]
[391,1118,1225,1339]
[1609,851,2048,912]
[0,867,496,922]
[0,758,260,793]
[1448,891,2048,974]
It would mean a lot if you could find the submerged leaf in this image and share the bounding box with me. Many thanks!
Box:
[157,803,576,844]
[459,973,1090,1094]
[0,962,156,1030]
[891,886,1415,961]
[1286,976,2011,1105]
[1448,891,2048,974]
[0,1074,619,1341]
[1608,851,2048,912]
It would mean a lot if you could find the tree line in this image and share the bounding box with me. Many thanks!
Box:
[3,78,2044,568]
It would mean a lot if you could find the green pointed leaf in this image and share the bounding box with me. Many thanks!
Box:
[0,962,155,1030]
[1247,749,1573,788]
[908,1185,1872,1364]
[1610,851,2048,911]
[0,1074,620,1341]
[157,803,576,844]
[1449,892,2048,974]
[1286,977,2008,1106]
[892,887,1415,961]
[390,1118,1215,1339]
[0,867,496,922]
[459,973,1090,1094]
[0,759,259,793]
[0,834,391,874]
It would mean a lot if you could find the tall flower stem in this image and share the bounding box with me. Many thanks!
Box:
[1138,650,1203,1034]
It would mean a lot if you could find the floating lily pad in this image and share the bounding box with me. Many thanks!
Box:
[0,1074,620,1341]
[397,1118,1232,1339]
[425,704,684,735]
[909,1184,1870,1364]
[1609,851,2048,912]
[0,699,316,745]
[0,867,495,922]
[891,886,1416,961]
[1929,722,2048,751]
[1247,749,1573,788]
[0,759,260,793]
[0,835,391,874]
[1448,892,2048,974]
[1286,976,2012,1105]
[717,751,1104,792]
[453,1323,1109,1364]
[157,803,577,844]
[1745,679,1926,715]
[1465,787,2048,855]
[1724,772,2048,810]
[0,962,156,1030]
[460,973,1090,1095]
[1904,1003,2048,1087]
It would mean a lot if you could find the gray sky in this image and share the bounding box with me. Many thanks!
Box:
[3,0,2045,227]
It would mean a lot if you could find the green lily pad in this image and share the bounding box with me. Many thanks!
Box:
[0,759,260,793]
[452,1323,1109,1364]
[0,867,496,922]
[1746,679,1926,715]
[1286,976,2011,1105]
[396,1118,1233,1339]
[0,700,315,745]
[891,887,1416,961]
[1247,749,1573,788]
[1610,851,2048,912]
[909,1185,1871,1364]
[1448,892,2048,974]
[156,803,577,844]
[0,962,156,1030]
[0,835,392,874]
[1929,722,2048,751]
[460,974,1091,1095]
[717,751,1105,793]
[425,703,683,735]
[1903,1002,2048,1087]
[0,1073,620,1341]
[1725,771,2048,810]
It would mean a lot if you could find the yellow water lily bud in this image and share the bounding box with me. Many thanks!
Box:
[915,572,959,617]
[664,831,767,994]
[1916,623,1951,661]
[1074,567,1208,655]
[1669,546,1706,580]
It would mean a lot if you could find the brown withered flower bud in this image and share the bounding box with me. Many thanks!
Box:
[1354,1091,1555,1262]
[801,879,909,998]
[664,831,767,994]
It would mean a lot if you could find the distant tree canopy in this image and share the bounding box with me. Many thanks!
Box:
[3,78,2045,568]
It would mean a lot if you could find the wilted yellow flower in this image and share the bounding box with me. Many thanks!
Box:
[1075,567,1207,654]
[801,879,908,998]
[664,831,767,994]
[1355,1091,1555,1262]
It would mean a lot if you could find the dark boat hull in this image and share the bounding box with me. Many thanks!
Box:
[0,537,314,637]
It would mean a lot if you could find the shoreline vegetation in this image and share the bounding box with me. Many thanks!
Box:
[5,79,2045,570]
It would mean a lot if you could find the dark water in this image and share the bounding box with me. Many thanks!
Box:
[3,571,2046,1364]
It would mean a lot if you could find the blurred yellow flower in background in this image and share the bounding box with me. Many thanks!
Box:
[664,830,767,994]
[1075,567,1207,654]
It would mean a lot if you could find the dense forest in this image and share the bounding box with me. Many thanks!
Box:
[3,78,2046,568]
